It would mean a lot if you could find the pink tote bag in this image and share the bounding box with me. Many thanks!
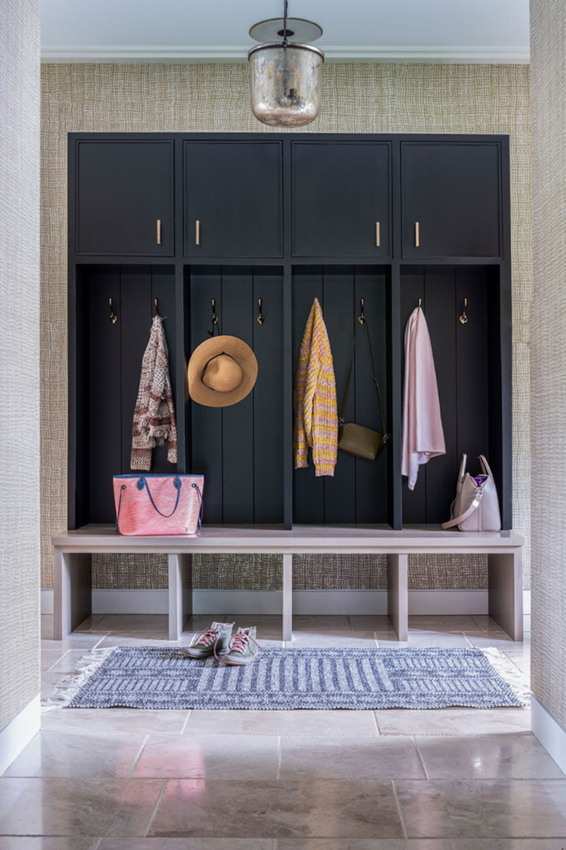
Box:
[114,474,204,536]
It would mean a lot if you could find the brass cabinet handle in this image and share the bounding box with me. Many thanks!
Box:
[376,222,380,247]
[415,221,420,248]
[196,220,200,246]
[157,219,162,245]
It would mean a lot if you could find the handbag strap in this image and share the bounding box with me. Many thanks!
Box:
[441,485,484,529]
[340,316,388,438]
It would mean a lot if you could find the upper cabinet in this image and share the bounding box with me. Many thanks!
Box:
[184,141,282,258]
[75,140,174,256]
[292,141,391,257]
[401,141,502,259]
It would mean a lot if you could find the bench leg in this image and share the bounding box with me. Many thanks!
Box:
[488,551,523,641]
[282,554,293,642]
[168,554,193,641]
[387,554,408,641]
[53,548,92,640]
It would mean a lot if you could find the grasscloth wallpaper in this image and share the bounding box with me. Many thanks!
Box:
[0,0,40,729]
[531,0,566,728]
[41,62,531,592]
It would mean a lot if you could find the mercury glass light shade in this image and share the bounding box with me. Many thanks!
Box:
[248,42,324,127]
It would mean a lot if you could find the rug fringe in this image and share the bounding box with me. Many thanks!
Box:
[481,647,530,706]
[42,647,118,713]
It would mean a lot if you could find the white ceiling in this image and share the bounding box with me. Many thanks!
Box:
[41,0,530,63]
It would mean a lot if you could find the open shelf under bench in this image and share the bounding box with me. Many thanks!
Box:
[52,526,524,643]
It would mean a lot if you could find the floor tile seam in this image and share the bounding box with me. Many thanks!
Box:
[470,615,490,632]
[143,778,168,838]
[413,738,430,779]
[180,710,192,735]
[128,734,150,779]
[391,779,408,840]
[371,708,381,735]
[44,649,72,672]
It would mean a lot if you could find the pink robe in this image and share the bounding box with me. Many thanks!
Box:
[401,307,446,490]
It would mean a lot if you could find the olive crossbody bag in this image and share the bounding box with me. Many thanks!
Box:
[338,314,389,462]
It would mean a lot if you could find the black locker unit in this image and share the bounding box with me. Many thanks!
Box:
[68,132,512,533]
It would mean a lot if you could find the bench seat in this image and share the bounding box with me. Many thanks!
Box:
[52,525,524,643]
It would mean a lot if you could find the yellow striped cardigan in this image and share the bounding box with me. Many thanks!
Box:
[293,298,338,476]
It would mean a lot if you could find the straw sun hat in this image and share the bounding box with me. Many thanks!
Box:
[188,335,258,408]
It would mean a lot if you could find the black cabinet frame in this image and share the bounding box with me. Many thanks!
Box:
[68,132,512,533]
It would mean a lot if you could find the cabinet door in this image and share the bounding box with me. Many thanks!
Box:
[401,142,501,259]
[76,140,174,256]
[184,141,282,257]
[292,141,391,257]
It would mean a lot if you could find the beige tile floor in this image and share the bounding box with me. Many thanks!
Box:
[0,614,563,848]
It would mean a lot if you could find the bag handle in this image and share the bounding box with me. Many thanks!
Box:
[340,316,388,439]
[458,453,468,483]
[479,454,494,480]
[138,475,182,518]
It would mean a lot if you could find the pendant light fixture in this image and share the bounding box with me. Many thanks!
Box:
[248,0,324,127]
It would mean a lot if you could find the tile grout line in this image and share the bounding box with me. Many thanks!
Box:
[46,648,72,672]
[391,779,408,840]
[371,709,381,736]
[144,778,168,837]
[276,735,282,780]
[413,736,430,780]
[128,734,149,779]
[180,710,192,735]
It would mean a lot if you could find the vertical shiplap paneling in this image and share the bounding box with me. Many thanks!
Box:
[88,267,122,523]
[354,268,389,523]
[253,269,284,524]
[189,269,224,523]
[221,269,255,523]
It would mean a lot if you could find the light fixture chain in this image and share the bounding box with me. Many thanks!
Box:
[283,0,289,46]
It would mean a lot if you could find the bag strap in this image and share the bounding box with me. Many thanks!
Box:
[115,484,127,533]
[192,482,204,531]
[441,486,484,529]
[340,317,388,438]
[139,475,182,518]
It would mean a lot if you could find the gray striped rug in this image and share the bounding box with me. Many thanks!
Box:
[67,646,526,710]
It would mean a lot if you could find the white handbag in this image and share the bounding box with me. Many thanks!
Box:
[442,454,501,532]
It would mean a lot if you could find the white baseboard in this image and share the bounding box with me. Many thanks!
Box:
[41,587,533,617]
[0,695,40,777]
[531,695,566,777]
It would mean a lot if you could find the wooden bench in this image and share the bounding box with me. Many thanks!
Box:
[52,526,524,643]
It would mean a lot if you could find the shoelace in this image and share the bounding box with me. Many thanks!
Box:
[192,627,220,647]
[225,631,269,662]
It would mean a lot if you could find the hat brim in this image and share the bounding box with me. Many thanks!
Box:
[188,335,258,408]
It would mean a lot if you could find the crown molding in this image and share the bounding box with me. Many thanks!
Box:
[41,44,530,64]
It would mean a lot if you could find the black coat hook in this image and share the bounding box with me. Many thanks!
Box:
[358,297,366,325]
[154,298,161,318]
[459,297,469,325]
[257,298,265,325]
[109,297,117,324]
[208,298,220,336]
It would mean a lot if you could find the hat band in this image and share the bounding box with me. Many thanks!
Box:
[201,351,239,391]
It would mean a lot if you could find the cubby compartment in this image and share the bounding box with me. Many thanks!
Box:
[292,266,392,525]
[400,265,511,527]
[71,264,177,526]
[186,266,285,525]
